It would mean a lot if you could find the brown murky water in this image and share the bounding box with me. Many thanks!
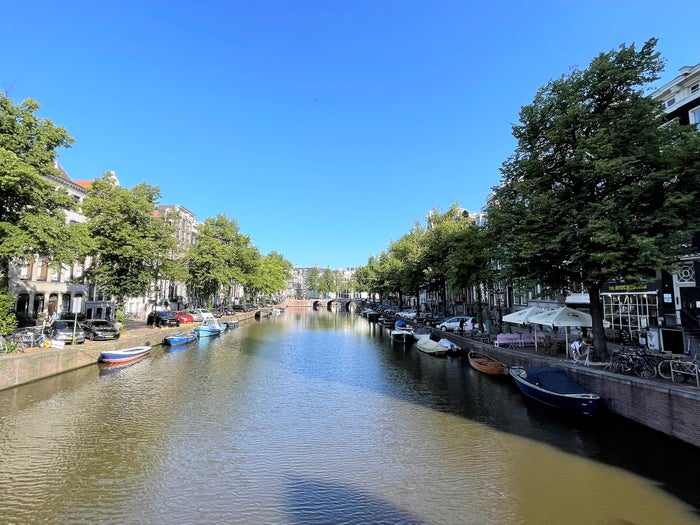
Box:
[0,309,698,524]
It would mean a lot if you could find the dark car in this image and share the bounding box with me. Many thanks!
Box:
[47,320,86,344]
[147,311,181,328]
[81,319,120,341]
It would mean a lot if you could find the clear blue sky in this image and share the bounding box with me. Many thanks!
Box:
[4,1,699,269]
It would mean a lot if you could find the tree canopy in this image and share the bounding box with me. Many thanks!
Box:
[487,38,700,356]
[81,173,179,304]
[0,94,81,285]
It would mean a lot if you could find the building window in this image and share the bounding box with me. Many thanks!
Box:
[691,83,699,94]
[36,258,48,281]
[690,106,700,125]
[19,259,33,279]
[666,97,676,108]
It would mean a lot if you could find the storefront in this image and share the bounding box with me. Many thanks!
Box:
[600,281,663,349]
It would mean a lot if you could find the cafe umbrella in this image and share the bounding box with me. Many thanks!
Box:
[502,306,547,351]
[527,306,593,358]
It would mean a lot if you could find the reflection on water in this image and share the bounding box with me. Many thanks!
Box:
[0,309,698,524]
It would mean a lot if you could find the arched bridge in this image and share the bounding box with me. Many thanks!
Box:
[285,298,358,312]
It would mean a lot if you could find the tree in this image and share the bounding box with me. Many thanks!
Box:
[487,39,700,358]
[0,94,82,288]
[446,224,495,329]
[186,214,258,305]
[245,251,292,302]
[422,205,474,314]
[81,174,179,306]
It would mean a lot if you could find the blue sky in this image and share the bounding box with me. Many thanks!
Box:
[4,1,699,269]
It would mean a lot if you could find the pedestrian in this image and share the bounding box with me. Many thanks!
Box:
[458,318,465,332]
[570,337,583,362]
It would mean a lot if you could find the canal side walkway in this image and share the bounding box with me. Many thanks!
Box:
[0,311,258,393]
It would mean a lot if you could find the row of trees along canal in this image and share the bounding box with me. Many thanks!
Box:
[0,95,292,335]
[353,39,700,360]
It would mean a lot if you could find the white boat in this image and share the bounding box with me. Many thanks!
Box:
[416,337,448,357]
[412,326,432,341]
[99,345,152,364]
[390,328,414,344]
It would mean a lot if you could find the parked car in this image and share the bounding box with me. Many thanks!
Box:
[47,320,86,344]
[186,310,203,322]
[80,319,120,341]
[418,313,445,327]
[174,310,195,324]
[437,316,478,332]
[147,311,181,328]
[192,308,215,320]
[231,304,246,312]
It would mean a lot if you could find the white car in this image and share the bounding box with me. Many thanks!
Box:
[437,316,478,332]
[193,308,215,320]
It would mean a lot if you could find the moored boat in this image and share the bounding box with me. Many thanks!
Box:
[194,318,225,337]
[391,328,414,344]
[99,345,152,364]
[416,337,448,357]
[510,366,600,416]
[163,331,198,346]
[468,350,509,376]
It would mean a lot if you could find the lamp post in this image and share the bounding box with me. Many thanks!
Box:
[494,289,505,333]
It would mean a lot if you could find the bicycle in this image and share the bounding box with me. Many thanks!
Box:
[670,356,699,388]
[604,347,657,378]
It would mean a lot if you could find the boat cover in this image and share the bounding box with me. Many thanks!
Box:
[524,366,590,395]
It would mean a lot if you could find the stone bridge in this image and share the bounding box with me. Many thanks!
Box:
[284,298,358,312]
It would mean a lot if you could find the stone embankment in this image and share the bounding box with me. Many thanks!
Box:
[438,329,700,449]
[0,311,257,393]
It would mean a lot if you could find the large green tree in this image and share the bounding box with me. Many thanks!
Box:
[0,95,81,289]
[81,173,179,305]
[487,39,700,357]
[186,214,258,305]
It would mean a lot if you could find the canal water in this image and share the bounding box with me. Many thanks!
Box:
[1,308,699,524]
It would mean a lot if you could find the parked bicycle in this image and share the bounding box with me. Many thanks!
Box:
[604,347,657,378]
[670,355,699,388]
[7,327,50,352]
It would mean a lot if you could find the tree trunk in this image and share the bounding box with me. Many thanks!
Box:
[588,284,608,361]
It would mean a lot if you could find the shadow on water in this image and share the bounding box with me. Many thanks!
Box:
[281,309,700,515]
[285,477,427,525]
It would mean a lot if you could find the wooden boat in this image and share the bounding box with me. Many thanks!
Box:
[99,345,152,364]
[510,366,600,416]
[391,328,414,344]
[163,331,198,346]
[194,319,225,337]
[468,350,509,376]
[416,337,448,357]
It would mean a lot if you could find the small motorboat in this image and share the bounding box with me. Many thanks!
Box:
[510,366,600,416]
[163,331,198,346]
[391,328,414,344]
[99,345,152,364]
[416,337,448,357]
[412,325,432,341]
[468,350,509,376]
[194,319,226,337]
[439,338,463,357]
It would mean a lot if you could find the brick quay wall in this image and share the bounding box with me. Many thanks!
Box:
[0,311,259,393]
[439,331,700,449]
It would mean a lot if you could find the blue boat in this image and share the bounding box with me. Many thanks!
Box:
[99,345,152,364]
[163,331,198,346]
[194,318,226,337]
[510,366,600,416]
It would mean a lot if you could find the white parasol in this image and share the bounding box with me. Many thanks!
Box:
[527,306,592,358]
[502,306,547,351]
